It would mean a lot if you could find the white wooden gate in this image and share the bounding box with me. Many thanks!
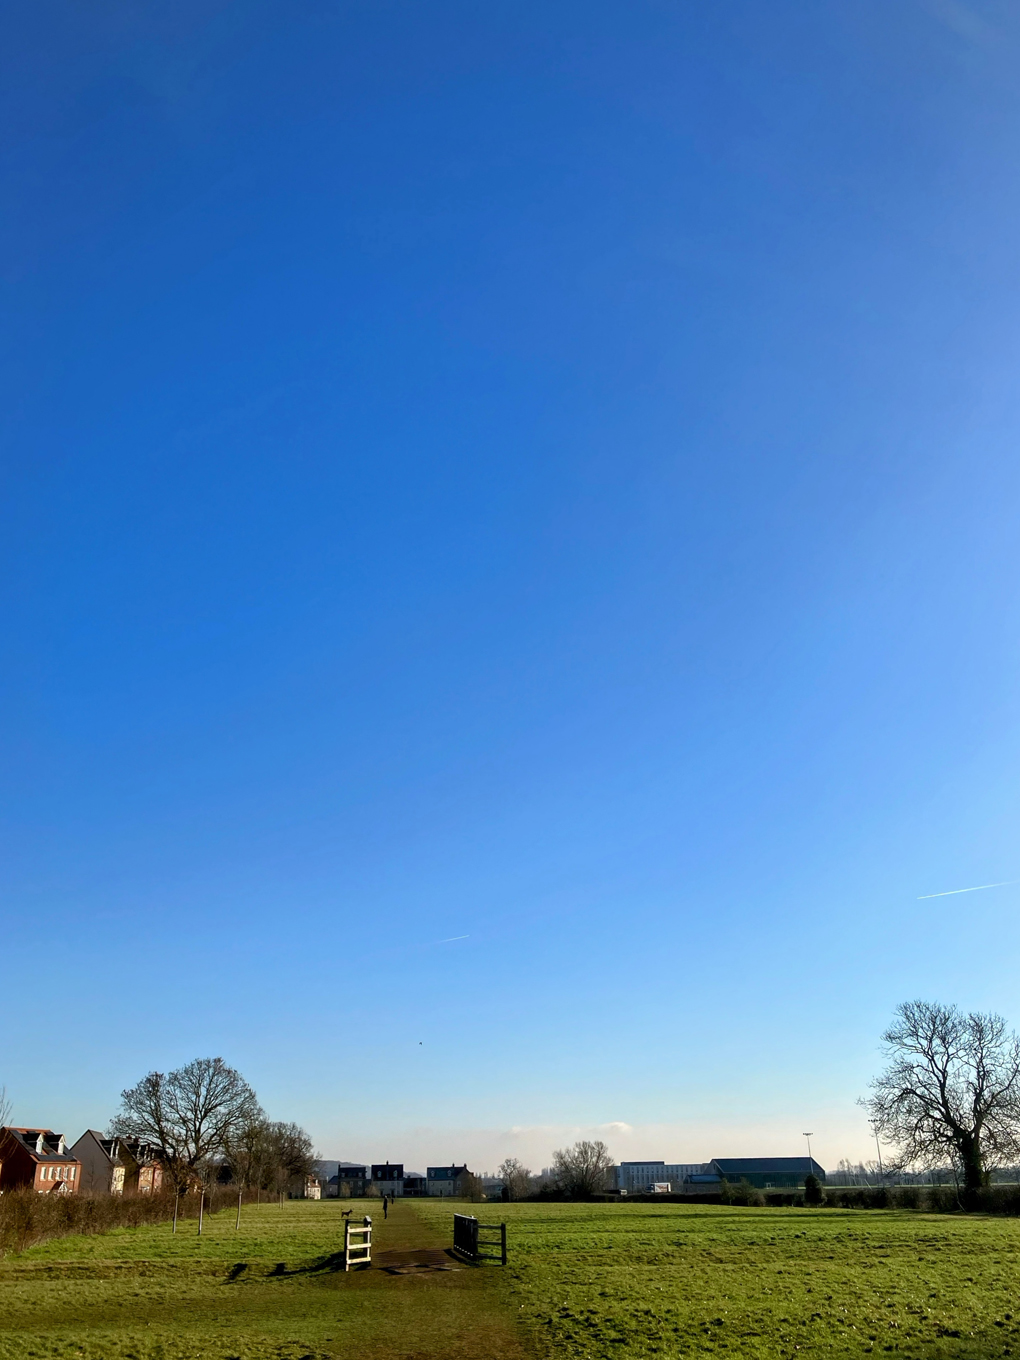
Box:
[344,1215,372,1271]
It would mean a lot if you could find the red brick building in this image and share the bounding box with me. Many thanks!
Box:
[0,1127,83,1193]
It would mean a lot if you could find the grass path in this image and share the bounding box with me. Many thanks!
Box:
[0,1197,531,1360]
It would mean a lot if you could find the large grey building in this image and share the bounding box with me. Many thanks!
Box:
[614,1161,707,1193]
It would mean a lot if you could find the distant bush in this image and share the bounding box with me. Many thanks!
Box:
[0,1186,246,1257]
[720,1178,765,1207]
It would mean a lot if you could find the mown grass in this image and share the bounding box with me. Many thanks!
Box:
[4,1194,1019,1359]
[412,1198,1020,1359]
[0,1197,527,1360]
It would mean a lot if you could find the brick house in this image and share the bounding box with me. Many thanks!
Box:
[70,1131,165,1195]
[0,1128,83,1193]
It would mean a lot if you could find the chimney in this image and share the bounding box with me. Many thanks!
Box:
[57,1136,66,1155]
[35,1133,45,1155]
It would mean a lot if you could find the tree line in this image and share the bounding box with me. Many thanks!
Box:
[110,1056,316,1193]
[496,999,1020,1210]
[497,1139,615,1200]
[9,999,1020,1213]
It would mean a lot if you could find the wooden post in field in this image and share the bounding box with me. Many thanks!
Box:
[235,1188,243,1230]
[198,1190,205,1236]
[172,1191,179,1234]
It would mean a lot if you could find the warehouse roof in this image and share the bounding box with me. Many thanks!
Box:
[709,1157,825,1175]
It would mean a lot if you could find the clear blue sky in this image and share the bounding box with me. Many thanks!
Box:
[3,0,1020,1173]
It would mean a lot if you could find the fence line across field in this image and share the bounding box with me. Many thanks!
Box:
[344,1215,372,1271]
[452,1213,507,1265]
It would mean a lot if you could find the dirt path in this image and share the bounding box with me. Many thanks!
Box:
[335,1198,533,1360]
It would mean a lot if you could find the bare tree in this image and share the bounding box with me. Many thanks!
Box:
[551,1139,614,1197]
[110,1057,261,1190]
[223,1113,273,1191]
[264,1121,316,1194]
[497,1156,533,1201]
[866,1000,1020,1200]
[457,1170,484,1202]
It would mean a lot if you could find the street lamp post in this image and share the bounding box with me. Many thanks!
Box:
[872,1123,884,1180]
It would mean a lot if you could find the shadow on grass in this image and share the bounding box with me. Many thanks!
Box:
[222,1253,356,1281]
[223,1246,469,1282]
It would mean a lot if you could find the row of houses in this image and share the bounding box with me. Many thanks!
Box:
[613,1157,826,1193]
[0,1127,164,1196]
[0,1128,481,1201]
[312,1161,473,1198]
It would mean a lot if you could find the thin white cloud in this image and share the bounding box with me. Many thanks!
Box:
[917,879,1018,900]
[917,0,993,43]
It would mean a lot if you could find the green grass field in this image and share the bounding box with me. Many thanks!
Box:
[2,1196,1018,1359]
[0,1197,527,1360]
[439,1199,1019,1360]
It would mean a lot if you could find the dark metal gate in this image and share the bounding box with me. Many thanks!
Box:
[453,1213,507,1265]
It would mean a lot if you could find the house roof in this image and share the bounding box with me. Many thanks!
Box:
[74,1131,163,1163]
[2,1128,79,1164]
[709,1157,825,1175]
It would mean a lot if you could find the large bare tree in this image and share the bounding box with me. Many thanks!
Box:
[110,1057,261,1189]
[551,1139,614,1197]
[866,1001,1020,1199]
[497,1156,533,1201]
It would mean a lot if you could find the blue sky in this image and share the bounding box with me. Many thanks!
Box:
[3,0,1020,1173]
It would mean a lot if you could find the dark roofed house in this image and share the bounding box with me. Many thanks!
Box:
[372,1162,404,1196]
[426,1164,469,1197]
[0,1128,83,1194]
[708,1157,825,1189]
[71,1131,165,1195]
[325,1164,369,1196]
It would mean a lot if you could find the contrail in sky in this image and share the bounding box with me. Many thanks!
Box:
[437,934,469,943]
[917,880,1019,900]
